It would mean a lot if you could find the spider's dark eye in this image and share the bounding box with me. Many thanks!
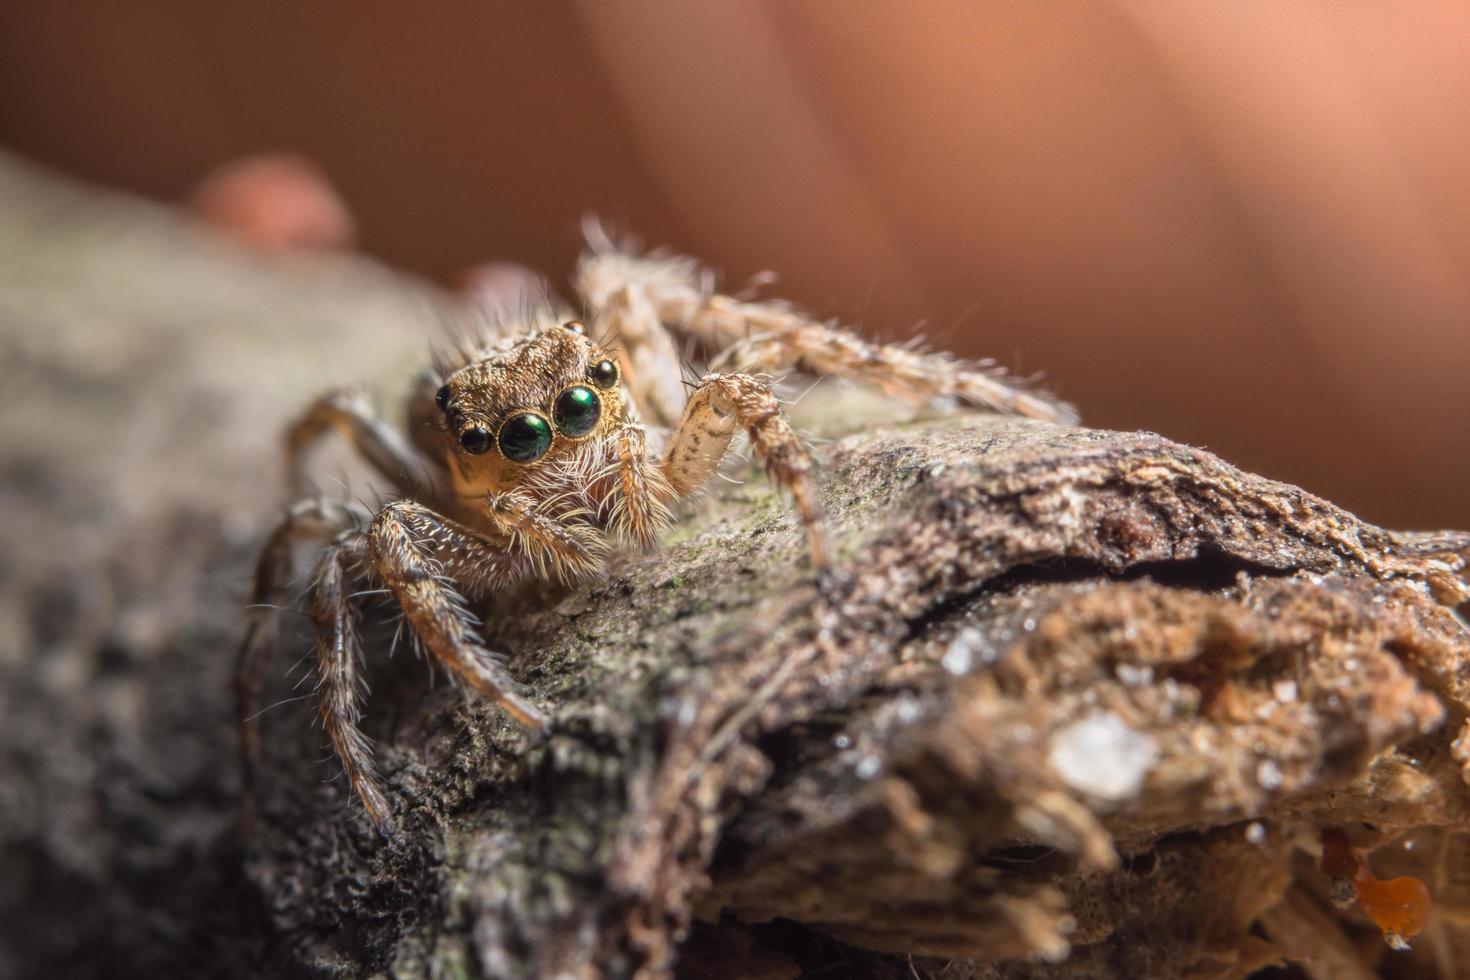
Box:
[498,413,553,463]
[553,386,601,438]
[435,384,452,411]
[589,359,619,390]
[563,320,586,335]
[459,426,493,455]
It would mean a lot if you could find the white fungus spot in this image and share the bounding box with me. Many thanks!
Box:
[1048,711,1158,801]
[1257,759,1283,790]
[855,754,881,780]
[1245,822,1267,845]
[1272,679,1298,704]
[942,629,981,676]
[1116,663,1154,687]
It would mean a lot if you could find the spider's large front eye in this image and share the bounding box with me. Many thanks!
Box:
[459,426,493,455]
[435,384,452,412]
[498,413,553,463]
[553,386,601,438]
[589,359,619,390]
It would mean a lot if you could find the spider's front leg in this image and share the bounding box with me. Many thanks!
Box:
[311,498,601,832]
[663,373,830,569]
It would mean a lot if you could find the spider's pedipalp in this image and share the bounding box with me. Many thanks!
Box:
[366,502,547,735]
[479,491,605,583]
[595,422,674,547]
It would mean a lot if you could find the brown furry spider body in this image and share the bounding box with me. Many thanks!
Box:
[237,225,1077,833]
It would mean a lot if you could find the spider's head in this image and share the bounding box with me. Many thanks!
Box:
[434,321,625,494]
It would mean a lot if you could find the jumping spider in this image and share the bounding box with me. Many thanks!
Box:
[237,223,1076,833]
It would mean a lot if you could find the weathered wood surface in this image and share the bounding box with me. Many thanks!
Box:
[1,155,1468,979]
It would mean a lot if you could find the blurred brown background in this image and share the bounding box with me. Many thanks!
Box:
[1,1,1465,528]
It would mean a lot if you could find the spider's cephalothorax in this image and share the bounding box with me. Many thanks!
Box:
[237,224,1076,833]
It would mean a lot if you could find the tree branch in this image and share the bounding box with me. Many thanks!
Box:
[1,155,1466,979]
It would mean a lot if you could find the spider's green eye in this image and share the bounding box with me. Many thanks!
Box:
[498,413,553,463]
[589,359,619,390]
[553,386,601,438]
[435,384,452,411]
[459,426,492,455]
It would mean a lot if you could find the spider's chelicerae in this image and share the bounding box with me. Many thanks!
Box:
[237,224,1076,833]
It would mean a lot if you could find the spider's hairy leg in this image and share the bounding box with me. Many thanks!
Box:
[308,531,394,831]
[596,423,675,548]
[286,388,433,497]
[481,490,607,583]
[664,373,829,569]
[706,311,1078,424]
[307,500,561,835]
[367,501,550,729]
[577,236,1076,424]
[590,282,688,428]
[236,496,368,836]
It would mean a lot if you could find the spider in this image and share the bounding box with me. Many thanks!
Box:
[236,223,1077,833]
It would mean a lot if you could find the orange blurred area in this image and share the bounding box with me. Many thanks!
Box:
[190,153,356,250]
[1,2,1465,527]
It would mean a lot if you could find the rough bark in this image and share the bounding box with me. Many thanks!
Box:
[2,154,1468,980]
